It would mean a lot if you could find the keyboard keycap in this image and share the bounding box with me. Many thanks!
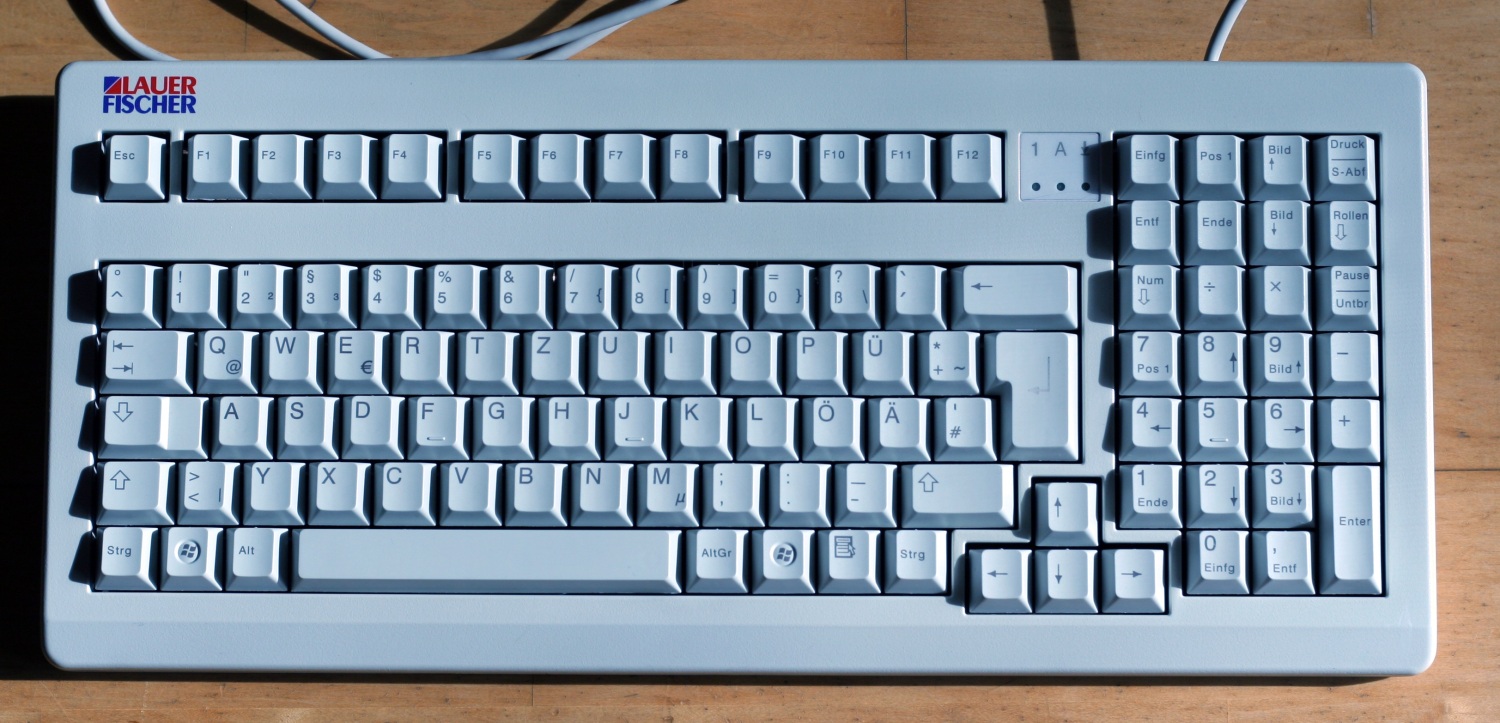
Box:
[227,527,290,591]
[464,134,526,201]
[687,529,748,593]
[968,548,1031,613]
[362,265,423,330]
[316,134,378,200]
[1250,398,1313,463]
[1316,266,1379,331]
[1312,135,1377,201]
[505,463,567,526]
[262,330,324,394]
[736,397,798,461]
[883,529,946,594]
[603,397,667,461]
[427,264,486,330]
[1184,464,1248,528]
[571,462,631,526]
[768,463,831,527]
[786,331,847,395]
[939,133,1003,201]
[1316,332,1380,396]
[1249,332,1312,397]
[101,330,193,395]
[493,264,554,330]
[1033,548,1097,613]
[594,133,656,200]
[296,264,357,329]
[1118,464,1182,529]
[933,397,995,462]
[1184,397,1247,463]
[1317,465,1383,594]
[276,396,338,460]
[1247,135,1309,201]
[188,133,250,200]
[308,461,371,525]
[702,463,765,527]
[1246,200,1311,265]
[1181,135,1244,200]
[986,332,1079,462]
[1316,398,1381,463]
[457,331,519,395]
[251,134,314,201]
[951,265,1078,331]
[538,397,601,461]
[659,133,722,200]
[374,462,438,526]
[524,331,585,395]
[1034,481,1098,547]
[622,264,684,330]
[1248,266,1311,331]
[178,461,239,525]
[1250,464,1314,529]
[98,460,173,525]
[818,529,880,594]
[1253,530,1315,595]
[809,134,870,201]
[1118,201,1179,265]
[755,264,814,330]
[900,464,1014,528]
[833,463,896,528]
[1186,530,1248,594]
[96,527,158,591]
[656,331,716,394]
[917,331,979,396]
[558,264,619,330]
[852,332,913,396]
[343,395,402,460]
[1101,548,1166,613]
[393,331,454,395]
[1183,265,1245,330]
[1119,331,1180,396]
[531,133,590,200]
[721,332,783,395]
[1117,134,1177,200]
[103,135,167,201]
[1314,201,1379,265]
[753,529,815,594]
[1119,397,1181,463]
[103,264,165,329]
[743,134,806,201]
[100,395,208,460]
[231,264,294,329]
[161,526,223,591]
[408,397,468,461]
[672,397,733,461]
[473,397,536,461]
[874,134,936,200]
[687,265,749,330]
[1118,265,1179,330]
[381,134,442,200]
[867,397,929,462]
[637,463,699,526]
[441,462,503,526]
[213,395,274,460]
[1183,332,1245,396]
[883,265,946,330]
[819,264,878,329]
[591,331,650,396]
[801,397,863,462]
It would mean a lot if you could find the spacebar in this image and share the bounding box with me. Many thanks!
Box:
[291,529,683,593]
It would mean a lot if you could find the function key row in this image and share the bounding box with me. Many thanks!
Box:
[1117,134,1377,202]
[742,133,1003,201]
[102,263,1078,332]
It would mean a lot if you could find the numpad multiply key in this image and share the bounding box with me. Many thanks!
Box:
[44,60,1435,675]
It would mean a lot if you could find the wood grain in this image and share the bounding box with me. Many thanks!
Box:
[0,0,1496,718]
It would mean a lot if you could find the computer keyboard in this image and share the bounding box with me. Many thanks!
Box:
[46,60,1435,674]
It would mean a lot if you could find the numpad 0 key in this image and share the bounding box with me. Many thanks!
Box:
[47,60,1434,674]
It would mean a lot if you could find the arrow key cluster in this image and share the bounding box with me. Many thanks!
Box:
[967,547,1165,614]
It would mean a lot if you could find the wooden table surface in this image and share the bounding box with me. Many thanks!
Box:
[0,0,1495,719]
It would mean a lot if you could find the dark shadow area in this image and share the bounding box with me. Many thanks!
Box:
[1042,0,1081,60]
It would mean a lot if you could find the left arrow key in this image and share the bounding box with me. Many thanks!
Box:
[100,396,208,460]
[101,331,194,394]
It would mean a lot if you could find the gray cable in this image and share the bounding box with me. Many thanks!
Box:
[1205,0,1248,61]
[272,0,387,59]
[533,22,630,60]
[449,0,676,59]
[92,0,176,61]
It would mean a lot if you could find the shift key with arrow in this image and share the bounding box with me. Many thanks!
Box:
[178,461,239,525]
[97,461,173,525]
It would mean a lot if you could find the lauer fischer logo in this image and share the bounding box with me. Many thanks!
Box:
[102,75,198,114]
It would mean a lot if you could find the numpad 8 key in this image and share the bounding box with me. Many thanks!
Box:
[47,60,1434,674]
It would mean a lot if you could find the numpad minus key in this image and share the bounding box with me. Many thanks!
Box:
[47,60,1435,674]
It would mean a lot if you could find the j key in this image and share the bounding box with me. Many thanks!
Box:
[1250,333,1312,397]
[100,395,208,460]
[1182,201,1245,264]
[297,264,358,329]
[755,264,814,330]
[231,264,293,329]
[852,331,913,395]
[393,331,454,395]
[1119,397,1181,463]
[493,264,554,330]
[103,264,164,329]
[900,464,1014,528]
[687,265,749,330]
[98,460,173,525]
[441,463,503,526]
[883,265,945,330]
[736,397,798,461]
[1183,332,1245,396]
[329,331,391,395]
[361,264,423,330]
[262,330,324,394]
[720,331,782,395]
[819,264,879,329]
[374,462,438,526]
[867,397,930,462]
[702,463,765,527]
[572,462,631,526]
[834,463,897,528]
[1118,265,1179,330]
[623,264,684,330]
[166,263,229,328]
[603,397,667,461]
[558,264,619,330]
[951,265,1078,331]
[1184,464,1248,528]
[1316,333,1380,397]
[213,395,273,460]
[427,264,486,330]
[101,330,193,394]
[917,331,979,395]
[1247,200,1311,265]
[590,331,651,396]
[1119,331,1180,396]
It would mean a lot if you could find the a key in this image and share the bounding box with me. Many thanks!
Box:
[531,133,590,200]
[656,331,716,394]
[687,265,749,330]
[1033,549,1097,613]
[464,134,526,200]
[96,527,157,591]
[1251,398,1313,463]
[493,264,555,330]
[1101,549,1166,613]
[1183,332,1245,396]
[900,464,1014,528]
[752,529,815,594]
[1316,333,1380,396]
[251,133,314,201]
[590,331,650,396]
[1118,201,1179,265]
[472,397,535,460]
[1253,530,1315,595]
[702,463,766,527]
[874,134,936,200]
[672,397,733,461]
[951,265,1078,330]
[786,331,847,394]
[571,462,631,526]
[342,396,402,460]
[809,133,871,200]
[1186,530,1248,594]
[166,263,229,328]
[1184,464,1248,528]
[427,264,486,330]
[393,331,454,394]
[380,134,443,200]
[317,134,378,200]
[867,397,930,462]
[373,462,438,526]
[103,264,165,329]
[1317,398,1381,463]
[851,331,912,395]
[103,135,167,201]
[243,461,305,525]
[212,395,273,459]
[99,395,207,460]
[1118,464,1182,529]
[743,134,806,201]
[934,397,996,461]
[101,330,193,394]
[187,133,250,200]
[1182,135,1244,200]
[1247,200,1311,265]
[768,463,831,527]
[833,464,896,528]
[603,397,667,461]
[178,460,239,525]
[1247,135,1310,201]
[720,332,782,394]
[161,526,223,591]
[308,461,371,526]
[1251,464,1314,528]
[231,264,293,329]
[1315,201,1379,265]
[558,264,619,330]
[736,398,798,461]
[361,264,423,330]
[1183,265,1245,330]
[818,530,880,594]
[1249,332,1313,397]
[687,529,748,593]
[458,331,519,395]
[1119,331,1180,396]
[659,133,722,200]
[1117,134,1177,200]
[884,265,946,330]
[967,548,1031,613]
[939,133,1003,201]
[1185,397,1247,463]
[1034,481,1098,547]
[98,460,173,525]
[1318,465,1383,594]
[918,331,979,395]
[226,527,289,591]
[636,463,699,527]
[277,396,338,460]
[986,332,1079,462]
[293,264,357,330]
[819,264,878,329]
[883,530,947,594]
[1119,397,1181,463]
[1317,266,1379,331]
[442,462,503,526]
[801,397,863,462]
[1249,266,1311,331]
[538,397,601,461]
[754,264,814,330]
[262,330,323,394]
[1118,265,1179,330]
[505,463,568,526]
[408,397,468,461]
[1312,135,1377,201]
[622,264,683,330]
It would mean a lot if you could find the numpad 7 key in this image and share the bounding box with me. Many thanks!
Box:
[47,60,1435,674]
